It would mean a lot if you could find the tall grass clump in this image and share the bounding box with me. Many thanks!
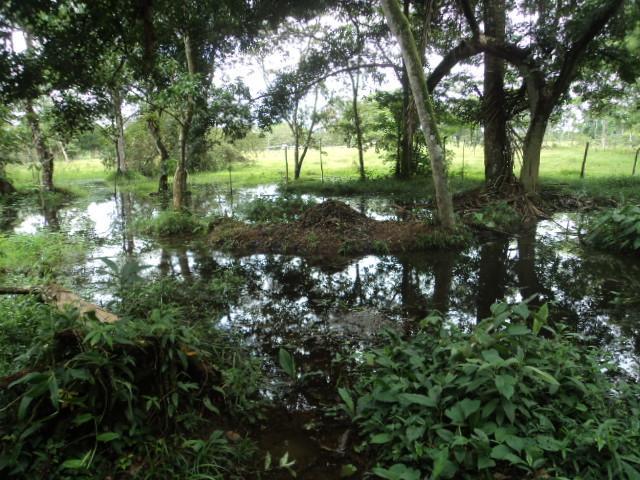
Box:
[239,196,316,223]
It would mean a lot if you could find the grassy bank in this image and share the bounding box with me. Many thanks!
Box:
[6,144,640,201]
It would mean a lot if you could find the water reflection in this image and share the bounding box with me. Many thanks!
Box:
[2,184,639,375]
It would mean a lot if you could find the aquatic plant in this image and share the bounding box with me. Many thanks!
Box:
[342,302,640,479]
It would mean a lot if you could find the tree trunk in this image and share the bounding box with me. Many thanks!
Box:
[520,113,548,193]
[381,0,456,229]
[482,0,513,189]
[24,101,54,192]
[112,88,128,174]
[147,115,170,194]
[294,130,302,179]
[350,73,366,181]
[399,64,413,178]
[173,32,195,209]
[57,141,70,162]
[0,177,16,195]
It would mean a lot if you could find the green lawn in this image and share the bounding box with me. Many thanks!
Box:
[6,143,640,201]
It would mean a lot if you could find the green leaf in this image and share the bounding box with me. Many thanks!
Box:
[512,302,530,319]
[370,433,392,444]
[278,348,296,379]
[477,455,496,469]
[61,458,86,470]
[340,464,358,477]
[431,448,450,479]
[481,349,503,365]
[502,399,516,423]
[372,463,421,480]
[203,397,220,414]
[96,432,120,442]
[495,374,516,399]
[490,444,521,464]
[398,393,436,407]
[506,324,530,336]
[523,366,559,386]
[338,387,356,417]
[17,395,33,421]
[48,374,59,410]
[72,413,95,425]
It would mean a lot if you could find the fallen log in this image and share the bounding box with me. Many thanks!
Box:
[0,284,119,324]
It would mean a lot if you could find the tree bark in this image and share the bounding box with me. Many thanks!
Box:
[381,0,456,229]
[399,64,414,179]
[349,72,366,181]
[147,115,170,194]
[24,101,55,192]
[520,113,548,192]
[111,88,128,174]
[482,0,513,189]
[173,32,196,209]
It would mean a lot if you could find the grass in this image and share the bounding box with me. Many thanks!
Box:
[6,144,640,201]
[0,231,88,283]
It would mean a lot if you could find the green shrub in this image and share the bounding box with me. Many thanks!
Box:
[134,210,208,237]
[584,204,640,253]
[0,303,262,479]
[239,196,316,223]
[343,302,640,480]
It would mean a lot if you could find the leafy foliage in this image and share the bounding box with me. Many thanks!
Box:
[0,301,262,479]
[345,302,640,479]
[584,204,640,253]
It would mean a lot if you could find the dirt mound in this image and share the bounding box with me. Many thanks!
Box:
[298,200,370,229]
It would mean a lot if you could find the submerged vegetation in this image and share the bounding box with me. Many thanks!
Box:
[345,302,640,479]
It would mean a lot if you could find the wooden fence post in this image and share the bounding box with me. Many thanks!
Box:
[580,142,590,179]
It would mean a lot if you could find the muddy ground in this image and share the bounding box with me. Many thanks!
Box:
[209,200,469,261]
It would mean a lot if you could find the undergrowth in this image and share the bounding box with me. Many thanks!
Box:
[583,204,640,253]
[0,298,263,479]
[341,302,640,480]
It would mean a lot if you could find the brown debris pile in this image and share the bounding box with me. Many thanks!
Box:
[209,200,465,260]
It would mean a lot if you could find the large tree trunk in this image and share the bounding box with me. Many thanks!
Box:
[24,101,55,192]
[482,0,513,189]
[350,73,366,181]
[147,115,170,194]
[173,32,195,209]
[381,0,456,229]
[112,88,128,174]
[520,113,548,193]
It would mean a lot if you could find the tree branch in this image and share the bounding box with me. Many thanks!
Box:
[551,0,624,104]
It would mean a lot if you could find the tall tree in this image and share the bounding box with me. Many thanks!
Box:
[381,0,455,228]
[428,0,628,192]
